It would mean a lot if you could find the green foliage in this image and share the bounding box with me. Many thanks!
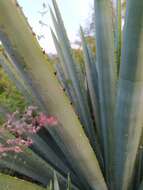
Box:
[0,66,27,124]
[0,67,26,111]
[72,48,84,65]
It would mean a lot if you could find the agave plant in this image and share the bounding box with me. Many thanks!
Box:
[0,0,143,190]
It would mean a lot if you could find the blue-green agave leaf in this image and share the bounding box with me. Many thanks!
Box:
[113,1,143,189]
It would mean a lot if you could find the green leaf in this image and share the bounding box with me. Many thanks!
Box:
[48,180,53,190]
[113,1,143,189]
[54,171,60,190]
[0,1,107,189]
[0,136,69,188]
[0,48,46,111]
[139,181,143,190]
[80,27,100,138]
[50,29,78,110]
[0,51,33,104]
[80,27,103,169]
[50,3,97,147]
[94,0,117,181]
[115,0,122,73]
[67,174,71,190]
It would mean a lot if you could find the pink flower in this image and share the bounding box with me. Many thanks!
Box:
[0,128,5,133]
[0,146,22,153]
[0,146,6,153]
[46,116,58,126]
[6,139,16,145]
[27,127,37,134]
[1,106,58,157]
[14,146,23,153]
[38,113,58,126]
[25,106,37,117]
[25,139,33,146]
[38,113,48,126]
[26,109,33,116]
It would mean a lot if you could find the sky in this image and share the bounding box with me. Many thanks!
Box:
[17,0,93,53]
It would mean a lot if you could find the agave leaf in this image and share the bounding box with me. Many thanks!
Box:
[133,148,143,190]
[139,181,143,190]
[0,48,47,111]
[87,47,99,101]
[0,150,50,186]
[45,124,105,190]
[48,180,53,190]
[51,0,71,48]
[54,171,60,190]
[80,27,100,139]
[28,133,79,185]
[0,1,107,189]
[55,63,74,102]
[0,40,47,112]
[0,51,33,104]
[0,149,70,189]
[55,63,67,88]
[50,29,78,110]
[94,0,116,181]
[0,173,47,190]
[80,27,104,169]
[0,135,75,189]
[51,29,85,118]
[115,0,122,73]
[132,132,143,189]
[50,29,69,81]
[113,1,143,189]
[50,3,96,146]
[0,159,48,186]
[44,127,86,190]
[67,174,72,190]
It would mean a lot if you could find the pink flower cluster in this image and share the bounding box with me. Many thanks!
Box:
[0,106,58,155]
[38,113,58,126]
